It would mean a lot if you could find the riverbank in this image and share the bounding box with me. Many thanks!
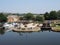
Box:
[2,20,60,32]
[52,27,60,32]
[50,23,60,32]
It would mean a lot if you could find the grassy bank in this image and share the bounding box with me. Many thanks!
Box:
[52,26,60,31]
[51,23,60,31]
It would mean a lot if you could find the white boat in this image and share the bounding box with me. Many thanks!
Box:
[3,22,20,29]
[3,23,14,29]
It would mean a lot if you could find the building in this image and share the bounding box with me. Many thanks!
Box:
[7,15,20,22]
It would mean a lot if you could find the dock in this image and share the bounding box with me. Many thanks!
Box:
[41,22,51,30]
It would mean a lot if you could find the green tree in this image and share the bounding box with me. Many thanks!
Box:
[0,13,7,22]
[57,10,60,19]
[44,12,50,20]
[49,11,57,20]
[35,15,44,22]
[24,13,34,20]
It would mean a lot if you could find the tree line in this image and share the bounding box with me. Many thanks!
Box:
[44,10,60,20]
[0,10,60,22]
[20,10,60,22]
[20,13,44,22]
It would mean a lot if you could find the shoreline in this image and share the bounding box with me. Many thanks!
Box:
[12,27,41,32]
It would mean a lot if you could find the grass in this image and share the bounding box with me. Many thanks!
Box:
[50,23,56,27]
[52,25,60,31]
[50,23,60,31]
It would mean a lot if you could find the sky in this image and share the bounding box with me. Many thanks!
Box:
[0,0,60,14]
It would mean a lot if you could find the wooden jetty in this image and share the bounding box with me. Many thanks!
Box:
[41,22,51,30]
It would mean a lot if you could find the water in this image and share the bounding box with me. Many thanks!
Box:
[0,30,60,45]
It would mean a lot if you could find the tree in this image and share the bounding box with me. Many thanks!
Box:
[0,13,7,22]
[44,12,50,20]
[57,10,60,19]
[19,17,24,20]
[49,11,57,20]
[35,15,44,22]
[24,13,34,20]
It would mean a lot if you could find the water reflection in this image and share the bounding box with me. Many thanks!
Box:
[0,28,5,35]
[0,28,60,45]
[52,30,60,33]
[41,29,51,32]
[12,30,36,36]
[0,28,60,36]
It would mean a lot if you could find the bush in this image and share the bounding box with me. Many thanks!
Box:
[0,13,7,22]
[24,13,34,20]
[35,15,44,22]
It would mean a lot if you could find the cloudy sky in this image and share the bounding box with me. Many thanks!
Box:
[0,0,60,13]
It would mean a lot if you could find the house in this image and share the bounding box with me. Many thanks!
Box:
[7,15,20,22]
